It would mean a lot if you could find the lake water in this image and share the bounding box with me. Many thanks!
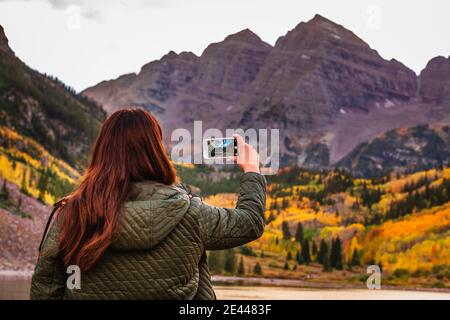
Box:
[0,272,32,300]
[1,273,450,300]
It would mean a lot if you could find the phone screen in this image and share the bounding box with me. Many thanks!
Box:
[205,137,238,158]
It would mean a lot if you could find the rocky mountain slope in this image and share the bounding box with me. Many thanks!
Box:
[83,15,450,176]
[337,56,450,177]
[0,25,106,170]
[338,124,450,177]
[0,25,13,56]
[0,25,105,270]
[0,178,50,270]
[419,55,450,104]
[230,15,417,131]
[86,28,272,131]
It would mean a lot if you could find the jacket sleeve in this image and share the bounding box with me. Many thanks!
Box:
[30,216,66,300]
[197,172,266,250]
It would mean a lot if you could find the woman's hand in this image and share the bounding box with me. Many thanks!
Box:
[233,134,260,174]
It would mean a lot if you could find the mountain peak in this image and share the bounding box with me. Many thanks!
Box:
[159,50,198,61]
[419,55,450,103]
[201,28,271,58]
[420,55,450,78]
[224,28,262,43]
[161,50,179,60]
[0,25,14,56]
[275,14,370,50]
[309,14,335,24]
[286,14,340,32]
[425,55,450,66]
[304,14,351,34]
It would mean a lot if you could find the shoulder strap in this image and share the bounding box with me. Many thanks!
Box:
[38,198,65,252]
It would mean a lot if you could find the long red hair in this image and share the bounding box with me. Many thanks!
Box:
[58,108,176,271]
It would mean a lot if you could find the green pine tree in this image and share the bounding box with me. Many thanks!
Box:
[38,190,45,203]
[267,211,275,223]
[331,237,343,270]
[208,251,223,274]
[295,222,304,243]
[0,179,9,201]
[296,250,303,265]
[37,170,49,195]
[312,241,318,257]
[16,196,22,210]
[301,239,311,264]
[286,251,292,260]
[317,239,328,264]
[282,197,289,209]
[323,251,332,272]
[254,262,262,275]
[350,249,360,269]
[281,221,291,240]
[330,238,337,267]
[237,256,245,275]
[20,169,28,194]
[224,249,236,274]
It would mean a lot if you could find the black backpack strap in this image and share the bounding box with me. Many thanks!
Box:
[38,198,65,252]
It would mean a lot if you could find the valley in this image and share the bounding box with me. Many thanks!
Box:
[0,15,449,292]
[200,166,450,289]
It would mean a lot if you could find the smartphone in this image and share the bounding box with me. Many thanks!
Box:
[203,137,238,159]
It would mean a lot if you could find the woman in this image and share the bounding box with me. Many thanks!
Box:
[30,108,266,300]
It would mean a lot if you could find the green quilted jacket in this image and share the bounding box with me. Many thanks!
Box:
[30,172,266,300]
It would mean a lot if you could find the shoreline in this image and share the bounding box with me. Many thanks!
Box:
[2,270,448,293]
[212,275,450,293]
[0,270,33,279]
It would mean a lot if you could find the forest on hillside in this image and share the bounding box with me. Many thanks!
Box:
[202,167,450,289]
[0,127,449,288]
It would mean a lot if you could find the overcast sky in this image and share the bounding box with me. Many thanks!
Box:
[0,0,449,92]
